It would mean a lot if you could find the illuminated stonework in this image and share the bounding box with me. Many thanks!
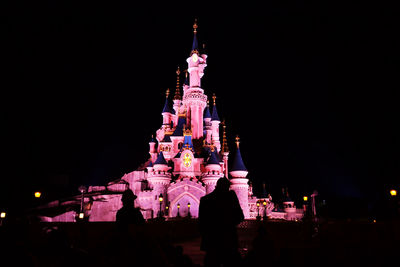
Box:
[40,21,304,223]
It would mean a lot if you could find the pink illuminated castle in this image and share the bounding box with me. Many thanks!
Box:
[41,21,304,222]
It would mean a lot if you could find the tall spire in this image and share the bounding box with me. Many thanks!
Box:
[231,135,247,171]
[211,93,220,121]
[221,120,229,153]
[191,19,199,55]
[162,88,172,113]
[174,67,181,100]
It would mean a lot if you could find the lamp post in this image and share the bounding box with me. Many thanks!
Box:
[78,185,87,221]
[256,201,261,221]
[187,202,191,218]
[263,200,267,220]
[303,196,308,213]
[34,191,42,198]
[177,203,181,217]
[158,194,164,218]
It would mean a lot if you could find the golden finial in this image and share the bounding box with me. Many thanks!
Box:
[235,135,240,149]
[166,88,170,98]
[193,18,198,33]
[207,100,210,107]
[212,93,217,105]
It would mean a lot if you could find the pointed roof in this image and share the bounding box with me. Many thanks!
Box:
[162,89,172,114]
[172,116,186,136]
[154,152,167,165]
[204,101,211,119]
[231,136,247,171]
[207,150,220,165]
[191,19,199,54]
[162,135,171,142]
[211,94,220,121]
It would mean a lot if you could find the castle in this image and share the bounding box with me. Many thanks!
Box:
[41,21,304,222]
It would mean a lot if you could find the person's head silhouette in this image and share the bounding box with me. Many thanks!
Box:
[121,189,137,207]
[215,178,230,194]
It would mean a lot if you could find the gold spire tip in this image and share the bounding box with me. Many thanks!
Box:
[212,93,217,105]
[235,135,240,148]
[193,19,198,33]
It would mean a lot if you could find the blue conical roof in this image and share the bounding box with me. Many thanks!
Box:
[162,135,171,142]
[192,33,199,52]
[172,117,186,136]
[231,148,247,171]
[204,105,211,119]
[162,98,172,114]
[154,152,167,165]
[211,104,220,121]
[207,150,220,165]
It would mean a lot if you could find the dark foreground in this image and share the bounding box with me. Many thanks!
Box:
[0,219,399,267]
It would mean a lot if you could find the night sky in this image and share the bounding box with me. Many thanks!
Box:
[3,1,399,215]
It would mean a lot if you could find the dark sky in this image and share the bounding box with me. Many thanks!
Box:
[2,1,399,211]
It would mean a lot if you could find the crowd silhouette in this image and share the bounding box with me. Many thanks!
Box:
[1,179,399,267]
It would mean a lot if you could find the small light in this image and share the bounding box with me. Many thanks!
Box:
[263,201,267,206]
[34,192,41,198]
[177,203,180,209]
[303,196,308,201]
[159,194,163,202]
[390,189,397,196]
[166,206,169,210]
[373,219,376,223]
[256,202,260,207]
[187,203,191,208]
[78,212,84,219]
[0,212,6,219]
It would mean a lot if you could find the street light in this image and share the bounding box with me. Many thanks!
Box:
[158,194,163,218]
[177,203,181,217]
[263,200,267,220]
[0,212,5,219]
[34,192,42,198]
[390,189,397,196]
[303,196,308,201]
[78,185,87,215]
[256,201,261,220]
[187,202,191,218]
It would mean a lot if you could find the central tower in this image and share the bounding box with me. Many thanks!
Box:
[183,20,208,140]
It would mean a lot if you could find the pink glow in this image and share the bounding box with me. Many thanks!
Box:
[39,23,303,223]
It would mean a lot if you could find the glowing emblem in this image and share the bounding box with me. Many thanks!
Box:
[192,53,198,62]
[183,153,192,168]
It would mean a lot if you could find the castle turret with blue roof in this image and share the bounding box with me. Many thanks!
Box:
[229,135,250,218]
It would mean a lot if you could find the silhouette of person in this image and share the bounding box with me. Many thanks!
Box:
[116,189,145,225]
[199,177,244,267]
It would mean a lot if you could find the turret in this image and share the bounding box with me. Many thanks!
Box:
[229,135,250,218]
[149,135,158,162]
[183,20,208,139]
[162,89,173,130]
[148,152,171,216]
[202,150,223,194]
[203,100,212,144]
[211,94,221,151]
